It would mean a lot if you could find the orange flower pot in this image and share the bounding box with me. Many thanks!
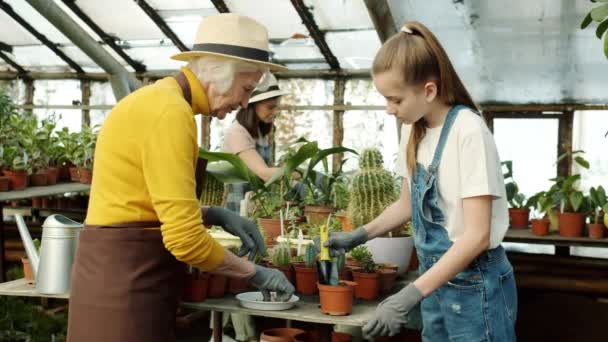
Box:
[558,212,585,237]
[294,266,318,295]
[207,273,227,298]
[318,281,356,316]
[46,167,59,185]
[182,272,209,302]
[4,169,28,190]
[588,223,605,239]
[531,219,550,236]
[378,268,398,295]
[351,271,379,300]
[509,208,530,229]
[304,205,336,224]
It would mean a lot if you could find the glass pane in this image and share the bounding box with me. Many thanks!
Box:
[4,0,73,44]
[76,0,165,40]
[209,112,237,151]
[274,110,333,161]
[34,109,81,133]
[34,80,81,106]
[278,79,334,106]
[572,110,608,192]
[124,43,183,70]
[147,0,215,11]
[344,79,384,106]
[90,82,116,105]
[11,46,69,72]
[0,11,38,45]
[225,0,307,39]
[326,30,381,69]
[90,109,111,129]
[60,46,103,73]
[271,39,324,63]
[493,118,558,198]
[342,111,399,173]
[284,62,330,70]
[303,0,373,30]
[0,79,26,104]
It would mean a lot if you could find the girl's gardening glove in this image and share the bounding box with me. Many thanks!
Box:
[205,206,267,261]
[250,265,295,302]
[313,226,368,257]
[362,283,423,338]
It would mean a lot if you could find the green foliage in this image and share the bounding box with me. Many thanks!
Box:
[581,0,608,59]
[547,149,592,214]
[350,245,372,263]
[589,186,607,223]
[0,296,67,341]
[303,243,317,268]
[270,243,291,267]
[347,148,397,230]
[199,174,225,206]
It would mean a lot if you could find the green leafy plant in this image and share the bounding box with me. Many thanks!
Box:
[589,186,607,224]
[350,245,372,263]
[347,149,398,234]
[359,253,378,273]
[549,149,592,214]
[581,0,608,59]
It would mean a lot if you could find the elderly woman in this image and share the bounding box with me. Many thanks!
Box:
[67,14,294,342]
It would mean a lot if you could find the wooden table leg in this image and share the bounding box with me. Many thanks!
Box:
[212,311,222,342]
[0,203,5,282]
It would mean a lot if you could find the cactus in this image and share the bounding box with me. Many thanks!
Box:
[199,174,225,206]
[347,148,397,228]
[304,243,317,268]
[270,243,291,268]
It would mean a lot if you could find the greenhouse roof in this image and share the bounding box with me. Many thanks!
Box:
[0,0,606,104]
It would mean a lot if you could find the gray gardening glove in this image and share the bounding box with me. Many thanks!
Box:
[313,226,368,258]
[362,283,424,338]
[250,265,295,302]
[205,206,267,260]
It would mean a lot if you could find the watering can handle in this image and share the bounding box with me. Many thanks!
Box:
[319,224,330,261]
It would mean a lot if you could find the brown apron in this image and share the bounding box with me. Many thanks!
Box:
[67,222,186,342]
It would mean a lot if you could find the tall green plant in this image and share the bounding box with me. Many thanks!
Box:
[589,186,608,224]
[581,0,608,59]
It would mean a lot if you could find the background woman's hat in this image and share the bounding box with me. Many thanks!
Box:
[171,13,287,71]
[248,73,288,104]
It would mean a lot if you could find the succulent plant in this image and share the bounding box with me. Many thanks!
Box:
[270,243,290,268]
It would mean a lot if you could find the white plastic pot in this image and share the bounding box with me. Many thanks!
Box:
[364,236,414,275]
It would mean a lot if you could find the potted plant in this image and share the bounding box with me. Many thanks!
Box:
[74,125,98,184]
[351,249,380,300]
[502,161,532,228]
[588,186,607,239]
[317,250,357,316]
[55,128,79,182]
[530,192,553,236]
[333,178,352,231]
[268,242,294,284]
[293,243,318,295]
[0,147,10,192]
[182,266,209,302]
[2,146,31,190]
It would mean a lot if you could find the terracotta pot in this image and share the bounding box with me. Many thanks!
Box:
[408,247,419,271]
[509,208,530,229]
[46,167,59,185]
[79,168,92,184]
[588,223,605,239]
[258,218,289,246]
[207,273,228,298]
[22,258,34,284]
[378,268,397,295]
[336,213,352,232]
[31,197,42,209]
[0,176,9,192]
[351,271,379,300]
[304,205,336,224]
[338,268,352,281]
[531,219,550,236]
[41,197,56,209]
[558,212,585,237]
[345,258,360,269]
[331,332,352,342]
[269,265,295,285]
[4,169,28,190]
[182,272,209,302]
[59,165,71,182]
[381,263,399,272]
[294,266,318,295]
[318,281,356,316]
[31,170,48,187]
[260,328,306,342]
[228,276,251,294]
[69,167,80,182]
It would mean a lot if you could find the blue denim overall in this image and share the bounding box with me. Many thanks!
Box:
[410,105,517,341]
[225,141,272,213]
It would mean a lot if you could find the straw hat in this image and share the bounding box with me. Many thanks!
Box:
[171,13,287,71]
[248,73,288,104]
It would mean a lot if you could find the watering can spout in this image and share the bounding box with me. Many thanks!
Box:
[15,214,40,278]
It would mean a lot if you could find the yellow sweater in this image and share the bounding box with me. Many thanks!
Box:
[86,67,224,271]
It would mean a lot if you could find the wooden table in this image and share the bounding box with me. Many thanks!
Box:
[0,183,90,280]
[0,274,421,342]
[504,228,608,256]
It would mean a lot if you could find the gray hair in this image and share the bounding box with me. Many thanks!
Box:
[187,56,268,94]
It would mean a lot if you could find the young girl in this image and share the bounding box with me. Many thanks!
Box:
[324,22,516,340]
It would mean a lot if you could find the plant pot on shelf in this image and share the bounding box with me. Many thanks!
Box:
[4,169,28,190]
[207,273,228,298]
[59,164,72,182]
[588,223,605,239]
[228,276,251,294]
[304,205,335,225]
[22,258,35,284]
[338,268,352,281]
[258,218,288,247]
[293,266,318,295]
[79,168,92,184]
[68,167,80,182]
[182,272,209,302]
[351,271,379,300]
[46,167,59,185]
[365,236,413,275]
[509,208,530,229]
[378,268,398,295]
[331,332,352,342]
[558,212,585,237]
[335,213,352,232]
[531,219,550,236]
[318,281,356,316]
[31,197,42,209]
[0,176,9,192]
[260,328,306,342]
[269,265,295,285]
[30,171,48,187]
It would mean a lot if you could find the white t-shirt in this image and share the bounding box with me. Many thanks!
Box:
[223,121,269,155]
[396,108,508,249]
